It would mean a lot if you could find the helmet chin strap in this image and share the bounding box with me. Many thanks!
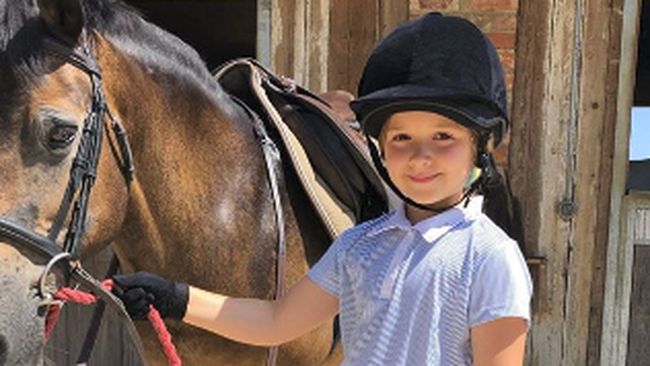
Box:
[366,132,495,214]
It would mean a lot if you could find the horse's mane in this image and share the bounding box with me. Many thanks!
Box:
[1,0,229,104]
[84,0,225,97]
[0,1,36,51]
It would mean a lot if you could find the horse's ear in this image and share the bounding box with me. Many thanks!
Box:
[37,0,84,44]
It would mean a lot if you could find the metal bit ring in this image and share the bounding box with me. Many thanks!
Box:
[38,252,72,300]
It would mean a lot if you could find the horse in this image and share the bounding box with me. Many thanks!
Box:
[0,0,344,364]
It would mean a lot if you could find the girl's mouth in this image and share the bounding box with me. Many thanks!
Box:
[408,173,441,183]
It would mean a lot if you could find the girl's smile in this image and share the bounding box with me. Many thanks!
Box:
[407,172,442,183]
[380,110,476,222]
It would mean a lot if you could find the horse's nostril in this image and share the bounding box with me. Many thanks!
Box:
[0,335,7,366]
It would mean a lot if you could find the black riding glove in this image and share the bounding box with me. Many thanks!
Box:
[112,272,189,321]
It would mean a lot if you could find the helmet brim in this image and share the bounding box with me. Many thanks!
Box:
[351,84,508,145]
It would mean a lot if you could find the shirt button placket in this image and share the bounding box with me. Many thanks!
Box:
[380,230,414,299]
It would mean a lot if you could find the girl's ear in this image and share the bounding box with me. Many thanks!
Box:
[464,166,482,190]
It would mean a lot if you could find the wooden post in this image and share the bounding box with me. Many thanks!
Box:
[329,0,408,94]
[269,0,328,89]
[600,1,644,364]
[269,0,408,94]
[268,0,299,82]
[510,0,627,364]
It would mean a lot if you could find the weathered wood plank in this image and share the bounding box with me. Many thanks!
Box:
[379,0,409,38]
[306,0,330,92]
[271,0,408,94]
[328,1,353,93]
[329,0,379,93]
[510,0,573,364]
[599,0,643,364]
[510,0,625,364]
[633,207,650,244]
[270,0,330,91]
[271,0,296,79]
[572,0,624,364]
[625,245,650,365]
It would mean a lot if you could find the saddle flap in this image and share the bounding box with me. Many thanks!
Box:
[215,58,388,238]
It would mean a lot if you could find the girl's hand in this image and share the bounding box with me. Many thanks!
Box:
[112,272,189,320]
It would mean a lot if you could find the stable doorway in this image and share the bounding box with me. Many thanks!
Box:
[126,0,257,71]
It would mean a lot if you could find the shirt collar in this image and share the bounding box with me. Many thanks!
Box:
[369,196,484,244]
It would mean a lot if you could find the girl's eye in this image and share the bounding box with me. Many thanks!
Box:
[47,124,78,150]
[392,133,410,141]
[434,132,453,140]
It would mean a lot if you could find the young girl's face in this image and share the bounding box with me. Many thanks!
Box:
[380,111,475,212]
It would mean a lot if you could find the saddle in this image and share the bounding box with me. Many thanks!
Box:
[215,58,388,239]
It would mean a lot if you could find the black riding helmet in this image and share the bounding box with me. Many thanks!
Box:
[351,12,509,146]
[350,13,508,211]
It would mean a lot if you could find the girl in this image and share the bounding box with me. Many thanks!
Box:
[114,12,532,366]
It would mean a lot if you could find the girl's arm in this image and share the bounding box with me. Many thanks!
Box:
[470,317,528,366]
[183,275,339,346]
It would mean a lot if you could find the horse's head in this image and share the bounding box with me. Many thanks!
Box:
[0,0,132,363]
[3,0,335,364]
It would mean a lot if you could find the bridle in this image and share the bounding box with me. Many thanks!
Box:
[0,32,145,360]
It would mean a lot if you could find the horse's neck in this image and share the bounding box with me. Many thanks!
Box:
[98,39,281,291]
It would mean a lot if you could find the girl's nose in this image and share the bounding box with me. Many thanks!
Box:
[409,143,434,165]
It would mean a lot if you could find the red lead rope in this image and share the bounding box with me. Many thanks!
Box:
[45,279,182,366]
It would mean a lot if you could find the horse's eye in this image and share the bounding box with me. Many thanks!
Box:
[47,124,78,150]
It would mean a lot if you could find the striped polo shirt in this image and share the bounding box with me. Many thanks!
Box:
[308,196,532,365]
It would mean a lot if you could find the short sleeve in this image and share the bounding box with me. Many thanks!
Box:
[469,241,533,328]
[308,233,348,298]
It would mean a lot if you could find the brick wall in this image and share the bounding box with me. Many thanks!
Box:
[410,0,518,165]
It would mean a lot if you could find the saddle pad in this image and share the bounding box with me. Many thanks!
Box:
[214,58,387,239]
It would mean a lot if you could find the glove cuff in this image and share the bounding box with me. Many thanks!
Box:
[169,282,190,320]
